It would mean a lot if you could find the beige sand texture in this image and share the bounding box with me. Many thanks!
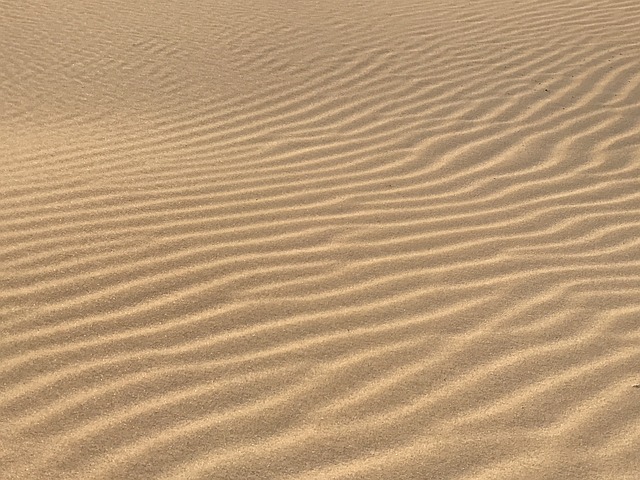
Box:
[1,0,640,478]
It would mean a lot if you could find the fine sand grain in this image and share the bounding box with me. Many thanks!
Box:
[2,0,640,478]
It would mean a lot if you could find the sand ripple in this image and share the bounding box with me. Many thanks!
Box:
[1,0,640,478]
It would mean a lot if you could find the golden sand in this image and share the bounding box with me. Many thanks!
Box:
[1,0,640,478]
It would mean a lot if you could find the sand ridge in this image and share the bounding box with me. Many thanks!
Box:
[1,0,640,478]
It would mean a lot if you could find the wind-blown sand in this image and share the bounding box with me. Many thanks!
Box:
[1,0,640,478]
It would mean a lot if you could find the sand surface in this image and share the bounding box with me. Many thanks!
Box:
[2,0,640,478]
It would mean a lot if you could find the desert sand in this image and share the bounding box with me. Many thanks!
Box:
[1,0,640,478]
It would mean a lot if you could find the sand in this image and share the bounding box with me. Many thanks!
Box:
[1,0,640,478]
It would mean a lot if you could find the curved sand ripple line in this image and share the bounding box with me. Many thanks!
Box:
[2,0,640,478]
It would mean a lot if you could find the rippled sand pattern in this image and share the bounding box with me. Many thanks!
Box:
[2,0,640,478]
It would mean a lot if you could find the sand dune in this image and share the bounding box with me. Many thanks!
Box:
[2,0,640,478]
